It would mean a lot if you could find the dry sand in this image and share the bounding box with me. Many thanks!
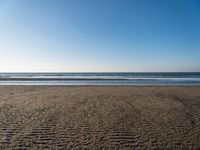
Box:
[0,86,200,149]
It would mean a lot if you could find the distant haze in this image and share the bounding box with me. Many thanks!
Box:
[0,0,200,72]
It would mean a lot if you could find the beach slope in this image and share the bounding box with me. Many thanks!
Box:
[0,86,200,149]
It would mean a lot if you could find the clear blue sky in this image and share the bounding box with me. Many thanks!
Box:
[0,0,200,72]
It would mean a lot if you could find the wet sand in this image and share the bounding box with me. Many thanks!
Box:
[0,86,200,149]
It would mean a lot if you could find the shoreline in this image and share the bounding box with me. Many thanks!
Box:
[1,84,200,86]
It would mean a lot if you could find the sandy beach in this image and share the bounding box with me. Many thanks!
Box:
[0,86,200,149]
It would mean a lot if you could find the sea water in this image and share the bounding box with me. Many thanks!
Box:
[0,72,200,85]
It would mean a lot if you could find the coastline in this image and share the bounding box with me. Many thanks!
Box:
[0,86,200,149]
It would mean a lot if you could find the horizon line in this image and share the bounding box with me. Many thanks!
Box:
[0,71,200,73]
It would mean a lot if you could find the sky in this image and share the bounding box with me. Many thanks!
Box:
[0,0,200,72]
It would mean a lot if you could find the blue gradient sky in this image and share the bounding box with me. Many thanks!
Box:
[0,0,200,72]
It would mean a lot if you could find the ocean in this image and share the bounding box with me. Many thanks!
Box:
[0,72,200,85]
